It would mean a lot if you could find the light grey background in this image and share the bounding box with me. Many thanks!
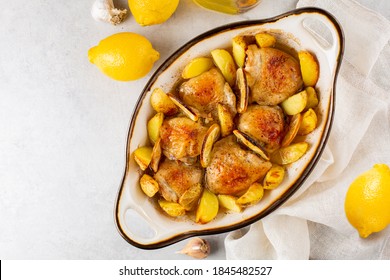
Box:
[1,0,388,259]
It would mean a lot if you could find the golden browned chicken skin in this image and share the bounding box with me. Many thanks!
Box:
[179,67,236,119]
[245,45,303,105]
[154,159,203,203]
[206,136,272,196]
[159,117,208,163]
[237,105,286,153]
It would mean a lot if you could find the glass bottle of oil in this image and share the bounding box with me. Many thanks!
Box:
[193,0,261,15]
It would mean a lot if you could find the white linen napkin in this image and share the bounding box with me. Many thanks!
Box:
[224,0,390,259]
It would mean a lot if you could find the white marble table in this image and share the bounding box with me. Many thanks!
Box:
[0,0,388,260]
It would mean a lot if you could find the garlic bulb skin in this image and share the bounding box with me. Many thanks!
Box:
[177,238,211,259]
[91,0,127,25]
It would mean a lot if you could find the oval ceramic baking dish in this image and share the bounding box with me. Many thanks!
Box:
[115,7,344,249]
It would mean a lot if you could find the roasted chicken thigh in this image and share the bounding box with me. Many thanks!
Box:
[159,117,208,163]
[206,136,272,196]
[237,105,286,153]
[245,45,303,105]
[179,67,236,119]
[154,159,203,203]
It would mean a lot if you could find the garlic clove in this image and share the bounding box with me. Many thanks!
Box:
[91,0,127,25]
[176,237,211,259]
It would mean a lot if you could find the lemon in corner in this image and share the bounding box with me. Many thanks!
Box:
[344,163,390,238]
[88,32,159,81]
[128,0,180,26]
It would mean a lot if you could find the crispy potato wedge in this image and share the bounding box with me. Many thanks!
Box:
[271,142,309,165]
[139,174,159,197]
[218,194,242,213]
[182,57,214,79]
[167,93,199,122]
[232,36,247,68]
[211,49,237,86]
[233,130,270,161]
[298,108,318,136]
[150,137,162,173]
[255,33,276,48]
[281,113,302,147]
[195,189,219,224]
[147,112,164,144]
[236,183,264,206]
[150,88,178,116]
[298,51,319,86]
[281,90,308,115]
[305,86,319,110]
[158,200,186,217]
[217,103,234,137]
[200,124,221,168]
[236,68,249,113]
[263,165,285,190]
[133,146,153,170]
[179,183,203,211]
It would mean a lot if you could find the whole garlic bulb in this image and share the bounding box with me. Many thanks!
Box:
[91,0,127,25]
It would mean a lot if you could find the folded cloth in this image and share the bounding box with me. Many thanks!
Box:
[225,0,390,259]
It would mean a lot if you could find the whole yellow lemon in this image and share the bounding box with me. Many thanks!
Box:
[88,32,159,81]
[128,0,180,26]
[345,164,390,238]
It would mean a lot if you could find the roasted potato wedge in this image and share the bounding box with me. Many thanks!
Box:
[236,183,264,206]
[232,35,247,68]
[305,86,319,110]
[298,51,319,86]
[263,165,285,190]
[167,93,199,122]
[139,174,159,197]
[298,108,317,136]
[281,90,308,115]
[255,33,276,48]
[200,124,221,168]
[158,200,186,217]
[217,103,234,137]
[233,130,270,161]
[133,146,153,170]
[271,142,309,165]
[150,137,162,173]
[211,49,237,86]
[147,112,164,144]
[218,194,242,213]
[236,68,249,114]
[281,113,302,147]
[182,57,214,79]
[179,183,203,211]
[150,88,178,116]
[195,189,219,224]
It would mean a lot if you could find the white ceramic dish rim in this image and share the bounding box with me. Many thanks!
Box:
[115,7,344,250]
